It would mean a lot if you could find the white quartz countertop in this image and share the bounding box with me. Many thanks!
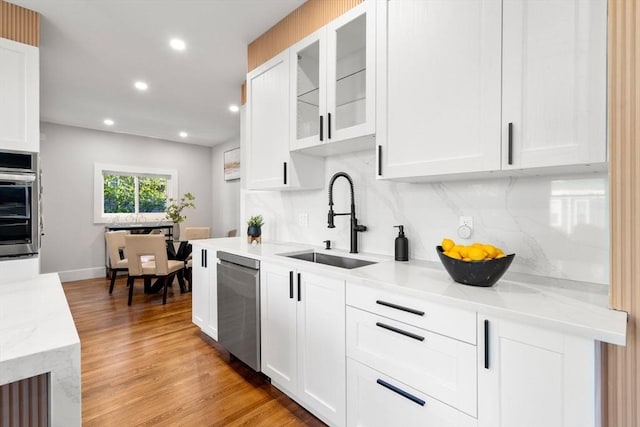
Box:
[194,237,627,346]
[0,273,80,382]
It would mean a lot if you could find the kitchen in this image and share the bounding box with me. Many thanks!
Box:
[0,0,638,426]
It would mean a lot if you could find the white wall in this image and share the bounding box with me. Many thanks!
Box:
[39,122,213,279]
[211,140,241,237]
[244,150,609,284]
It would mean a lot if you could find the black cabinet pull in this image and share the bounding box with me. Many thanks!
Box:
[484,319,490,369]
[508,122,513,165]
[376,300,425,316]
[377,145,382,176]
[201,249,205,268]
[289,271,294,299]
[204,249,208,268]
[297,272,301,302]
[327,112,332,139]
[320,115,324,141]
[283,162,287,185]
[376,322,424,342]
[376,379,425,406]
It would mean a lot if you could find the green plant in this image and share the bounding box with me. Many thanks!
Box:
[165,192,196,223]
[247,215,264,228]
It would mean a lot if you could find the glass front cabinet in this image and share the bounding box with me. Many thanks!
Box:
[290,1,375,153]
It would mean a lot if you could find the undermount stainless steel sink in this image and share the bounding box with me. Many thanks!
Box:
[283,251,377,269]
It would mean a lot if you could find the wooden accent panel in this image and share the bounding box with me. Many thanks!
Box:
[247,0,363,71]
[0,374,49,427]
[605,0,639,426]
[241,81,247,106]
[0,0,40,47]
[61,276,324,426]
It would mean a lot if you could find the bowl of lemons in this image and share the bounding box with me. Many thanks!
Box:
[436,238,515,287]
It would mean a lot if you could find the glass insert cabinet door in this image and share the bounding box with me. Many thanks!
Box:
[291,1,374,150]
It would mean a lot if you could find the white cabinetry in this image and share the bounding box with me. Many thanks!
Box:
[0,37,39,153]
[478,315,597,427]
[377,0,606,181]
[191,244,217,340]
[502,0,607,170]
[346,282,478,426]
[290,1,375,155]
[246,50,323,191]
[260,262,346,427]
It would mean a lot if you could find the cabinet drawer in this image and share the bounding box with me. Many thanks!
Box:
[346,282,476,344]
[347,358,477,427]
[346,307,477,417]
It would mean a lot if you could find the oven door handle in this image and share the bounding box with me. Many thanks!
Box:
[0,173,35,182]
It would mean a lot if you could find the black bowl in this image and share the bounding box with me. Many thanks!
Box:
[436,246,515,287]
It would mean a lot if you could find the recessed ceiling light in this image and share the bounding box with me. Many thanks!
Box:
[170,38,186,51]
[179,131,188,138]
[229,104,240,113]
[134,81,148,91]
[104,118,114,126]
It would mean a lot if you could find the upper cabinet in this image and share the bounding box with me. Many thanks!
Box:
[246,50,324,191]
[501,0,607,170]
[376,0,607,181]
[290,1,376,156]
[0,37,39,153]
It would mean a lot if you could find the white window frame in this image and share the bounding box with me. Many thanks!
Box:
[94,163,178,224]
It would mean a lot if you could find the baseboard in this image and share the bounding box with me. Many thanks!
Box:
[57,267,106,283]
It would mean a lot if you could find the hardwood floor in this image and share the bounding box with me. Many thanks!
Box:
[62,276,326,427]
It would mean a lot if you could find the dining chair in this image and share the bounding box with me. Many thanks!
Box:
[183,227,211,291]
[227,229,238,237]
[125,234,186,305]
[105,231,129,294]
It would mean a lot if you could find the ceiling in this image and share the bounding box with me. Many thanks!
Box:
[10,0,305,146]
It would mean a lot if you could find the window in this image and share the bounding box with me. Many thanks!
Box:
[94,163,178,223]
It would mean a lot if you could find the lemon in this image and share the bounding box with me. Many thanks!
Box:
[454,245,469,258]
[468,247,487,261]
[441,238,455,251]
[445,251,462,260]
[472,242,484,248]
[482,244,498,259]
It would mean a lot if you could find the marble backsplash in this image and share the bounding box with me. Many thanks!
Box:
[244,150,609,284]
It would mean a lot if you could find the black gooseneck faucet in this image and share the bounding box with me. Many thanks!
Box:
[327,172,367,253]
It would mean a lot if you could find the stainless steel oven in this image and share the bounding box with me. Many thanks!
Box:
[0,150,39,258]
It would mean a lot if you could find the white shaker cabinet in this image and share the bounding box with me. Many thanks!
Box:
[478,315,597,427]
[376,0,502,180]
[377,0,607,181]
[290,1,375,155]
[191,244,218,340]
[246,50,323,190]
[502,0,607,170]
[260,262,346,427]
[0,37,39,153]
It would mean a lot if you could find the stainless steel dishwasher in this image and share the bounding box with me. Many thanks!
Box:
[216,251,261,371]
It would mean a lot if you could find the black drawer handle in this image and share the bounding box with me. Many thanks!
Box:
[327,112,332,139]
[376,300,425,316]
[376,379,425,406]
[297,272,301,302]
[283,162,287,185]
[377,145,382,176]
[376,322,424,342]
[289,271,294,299]
[320,115,324,141]
[508,122,513,165]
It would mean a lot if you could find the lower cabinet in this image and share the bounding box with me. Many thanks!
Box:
[478,315,597,427]
[191,244,218,340]
[260,262,346,427]
[346,358,477,427]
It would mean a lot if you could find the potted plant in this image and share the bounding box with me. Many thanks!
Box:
[165,192,196,240]
[247,215,264,243]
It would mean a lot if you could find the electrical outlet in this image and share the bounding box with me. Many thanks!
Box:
[459,216,473,228]
[298,213,309,227]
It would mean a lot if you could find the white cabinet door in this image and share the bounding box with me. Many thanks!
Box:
[0,38,39,153]
[297,271,346,427]
[478,315,597,427]
[376,0,501,180]
[347,358,477,427]
[290,1,375,154]
[247,51,291,190]
[191,245,209,330]
[260,262,298,395]
[502,0,607,170]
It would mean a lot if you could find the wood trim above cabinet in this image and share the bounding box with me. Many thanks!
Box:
[605,0,639,426]
[0,0,40,47]
[247,0,362,72]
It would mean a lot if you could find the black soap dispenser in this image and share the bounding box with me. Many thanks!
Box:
[394,225,409,261]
